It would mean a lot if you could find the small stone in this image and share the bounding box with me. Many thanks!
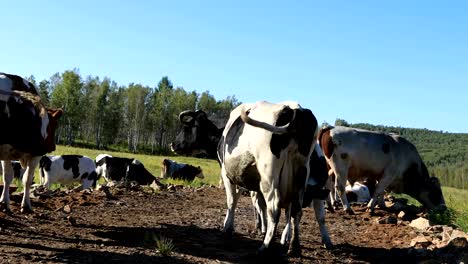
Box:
[63,205,72,213]
[410,236,432,248]
[409,217,430,230]
[398,211,405,219]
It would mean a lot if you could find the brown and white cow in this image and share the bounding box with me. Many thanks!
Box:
[218,101,329,255]
[319,126,446,215]
[0,73,63,212]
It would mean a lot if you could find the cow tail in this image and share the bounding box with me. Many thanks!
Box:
[39,163,45,185]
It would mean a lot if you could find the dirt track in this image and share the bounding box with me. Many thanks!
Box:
[0,185,466,263]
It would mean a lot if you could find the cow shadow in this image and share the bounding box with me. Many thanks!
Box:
[91,223,290,263]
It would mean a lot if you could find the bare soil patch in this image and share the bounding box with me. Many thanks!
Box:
[0,186,466,263]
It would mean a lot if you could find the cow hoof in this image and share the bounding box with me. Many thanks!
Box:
[287,246,301,257]
[0,204,11,213]
[21,207,33,214]
[223,228,234,239]
[323,240,334,249]
[345,208,355,215]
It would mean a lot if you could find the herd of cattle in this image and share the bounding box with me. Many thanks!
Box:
[0,72,446,256]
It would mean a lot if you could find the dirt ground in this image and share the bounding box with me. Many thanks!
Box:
[0,185,466,264]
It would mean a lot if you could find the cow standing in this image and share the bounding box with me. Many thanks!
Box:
[172,108,332,253]
[319,126,446,214]
[39,155,98,190]
[218,101,324,255]
[0,73,62,212]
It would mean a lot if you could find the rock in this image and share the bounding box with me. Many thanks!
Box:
[410,235,432,248]
[398,211,405,219]
[447,236,468,248]
[450,229,468,240]
[63,205,72,213]
[426,225,444,233]
[376,215,397,224]
[409,217,430,230]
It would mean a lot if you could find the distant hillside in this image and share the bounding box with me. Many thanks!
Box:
[334,120,468,190]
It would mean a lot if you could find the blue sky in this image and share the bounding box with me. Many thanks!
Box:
[1,1,467,132]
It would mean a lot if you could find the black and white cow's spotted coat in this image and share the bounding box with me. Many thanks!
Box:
[218,101,329,255]
[95,154,158,185]
[39,155,98,190]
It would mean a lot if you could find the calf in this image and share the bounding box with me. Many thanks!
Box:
[96,155,157,185]
[218,101,328,255]
[0,73,62,212]
[39,155,98,190]
[161,159,204,181]
[319,126,446,214]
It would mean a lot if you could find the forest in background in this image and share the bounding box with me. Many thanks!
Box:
[24,69,466,190]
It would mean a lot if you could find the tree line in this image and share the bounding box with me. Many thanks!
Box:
[334,119,468,190]
[25,69,239,154]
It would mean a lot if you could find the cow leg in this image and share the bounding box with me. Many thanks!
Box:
[280,205,292,245]
[287,198,302,256]
[21,157,40,213]
[251,191,267,235]
[257,183,281,255]
[367,171,394,214]
[312,199,333,249]
[329,158,354,215]
[325,175,335,213]
[222,169,241,238]
[0,161,14,212]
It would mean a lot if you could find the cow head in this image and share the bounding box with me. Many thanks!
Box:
[403,163,446,211]
[44,108,63,153]
[160,159,172,178]
[171,110,222,159]
[416,176,446,212]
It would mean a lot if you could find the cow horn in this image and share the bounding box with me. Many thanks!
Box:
[178,110,195,122]
[240,106,294,134]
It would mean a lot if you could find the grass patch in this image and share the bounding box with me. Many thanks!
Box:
[154,235,175,256]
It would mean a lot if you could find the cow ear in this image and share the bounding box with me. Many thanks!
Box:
[195,110,208,120]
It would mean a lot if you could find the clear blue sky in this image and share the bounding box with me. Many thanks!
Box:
[2,1,467,132]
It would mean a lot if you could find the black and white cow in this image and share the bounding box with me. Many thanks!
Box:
[0,72,63,212]
[0,161,25,180]
[95,154,158,185]
[39,155,98,190]
[171,110,224,159]
[161,159,204,181]
[218,101,327,255]
[173,108,332,253]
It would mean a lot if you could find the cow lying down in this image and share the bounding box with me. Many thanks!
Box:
[319,126,446,215]
[160,159,204,181]
[39,155,98,191]
[96,154,159,186]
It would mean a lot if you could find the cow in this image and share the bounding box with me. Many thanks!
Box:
[0,161,25,180]
[160,159,204,181]
[0,72,63,212]
[319,125,446,215]
[171,110,224,159]
[39,155,98,190]
[95,155,158,185]
[173,108,332,253]
[345,181,372,204]
[218,101,325,255]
